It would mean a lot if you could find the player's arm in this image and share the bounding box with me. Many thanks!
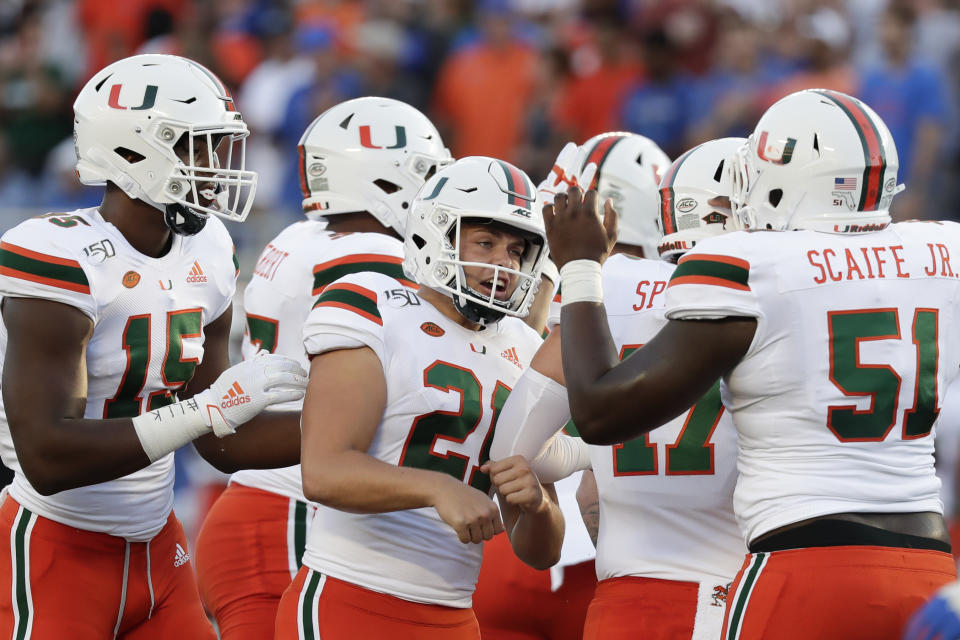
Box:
[562,314,752,445]
[576,469,600,547]
[190,304,303,473]
[544,186,755,445]
[482,456,564,569]
[3,297,305,494]
[2,298,154,494]
[489,330,589,482]
[301,346,504,544]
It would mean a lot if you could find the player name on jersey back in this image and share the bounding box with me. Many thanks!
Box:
[665,221,960,543]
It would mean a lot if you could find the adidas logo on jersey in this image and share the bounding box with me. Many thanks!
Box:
[500,347,522,369]
[173,543,190,567]
[186,261,207,283]
[221,381,251,408]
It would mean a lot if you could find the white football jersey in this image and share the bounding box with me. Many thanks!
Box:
[231,222,409,502]
[665,222,960,544]
[301,271,541,608]
[935,379,960,517]
[582,254,744,585]
[0,208,236,540]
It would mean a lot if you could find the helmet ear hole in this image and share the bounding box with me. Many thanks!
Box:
[769,189,783,207]
[374,179,400,194]
[114,147,145,164]
[412,234,426,250]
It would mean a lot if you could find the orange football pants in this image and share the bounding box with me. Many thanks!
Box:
[473,531,596,640]
[582,576,712,639]
[276,568,481,639]
[721,546,956,639]
[194,482,315,640]
[0,495,215,640]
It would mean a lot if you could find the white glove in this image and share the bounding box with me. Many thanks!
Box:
[193,352,307,437]
[537,141,598,203]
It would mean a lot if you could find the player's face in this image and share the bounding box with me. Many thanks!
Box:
[173,133,227,208]
[458,223,526,301]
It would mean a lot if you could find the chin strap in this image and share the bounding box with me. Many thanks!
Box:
[164,203,208,236]
[453,291,506,326]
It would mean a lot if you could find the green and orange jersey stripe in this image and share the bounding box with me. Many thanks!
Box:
[812,90,886,212]
[312,282,382,326]
[658,146,698,235]
[581,134,627,189]
[495,160,534,210]
[311,254,414,295]
[232,245,240,277]
[668,253,751,292]
[0,241,90,294]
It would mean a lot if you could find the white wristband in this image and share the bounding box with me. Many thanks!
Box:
[558,260,603,306]
[131,397,211,462]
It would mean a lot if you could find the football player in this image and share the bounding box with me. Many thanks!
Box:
[492,136,749,639]
[193,96,453,640]
[275,157,561,639]
[0,54,306,639]
[474,131,671,640]
[548,89,958,639]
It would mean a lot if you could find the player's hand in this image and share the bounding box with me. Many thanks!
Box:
[193,352,308,437]
[482,455,548,515]
[543,185,618,269]
[903,582,960,640]
[432,476,504,544]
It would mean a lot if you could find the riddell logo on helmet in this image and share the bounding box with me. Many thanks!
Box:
[221,381,250,408]
[833,222,889,233]
[658,239,694,254]
[186,261,207,283]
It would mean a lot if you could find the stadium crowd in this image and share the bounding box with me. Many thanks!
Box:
[0,0,958,228]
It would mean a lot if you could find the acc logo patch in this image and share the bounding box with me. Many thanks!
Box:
[122,271,141,288]
[421,322,445,337]
[677,197,698,213]
[884,178,896,192]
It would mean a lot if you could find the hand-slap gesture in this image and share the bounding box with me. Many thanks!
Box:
[542,184,619,270]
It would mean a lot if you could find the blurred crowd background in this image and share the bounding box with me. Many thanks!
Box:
[1,0,959,537]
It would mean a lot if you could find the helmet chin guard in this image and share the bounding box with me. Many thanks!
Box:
[163,203,208,236]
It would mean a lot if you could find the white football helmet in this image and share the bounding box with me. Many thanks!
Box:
[74,54,257,235]
[298,97,453,234]
[573,132,670,258]
[730,88,903,233]
[657,137,746,262]
[404,156,548,324]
